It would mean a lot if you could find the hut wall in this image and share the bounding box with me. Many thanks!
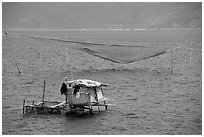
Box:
[67,93,90,105]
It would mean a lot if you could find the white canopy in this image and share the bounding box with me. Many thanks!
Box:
[68,79,107,88]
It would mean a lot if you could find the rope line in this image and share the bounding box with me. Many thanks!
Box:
[4,27,21,73]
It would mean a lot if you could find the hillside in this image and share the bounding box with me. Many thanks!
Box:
[2,2,202,29]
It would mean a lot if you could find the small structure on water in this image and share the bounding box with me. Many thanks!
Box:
[23,78,108,115]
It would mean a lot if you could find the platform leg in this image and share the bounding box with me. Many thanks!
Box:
[89,109,93,115]
[22,99,25,114]
[98,104,100,113]
[104,100,107,110]
[89,104,93,115]
[32,100,34,112]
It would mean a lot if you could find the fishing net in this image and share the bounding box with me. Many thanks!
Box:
[76,45,167,64]
[25,35,168,64]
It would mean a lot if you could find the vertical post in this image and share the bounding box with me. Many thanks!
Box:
[170,48,173,74]
[32,100,34,112]
[101,87,107,110]
[66,48,73,80]
[65,86,69,113]
[23,99,25,114]
[89,104,93,115]
[189,48,192,68]
[98,103,101,113]
[94,87,100,113]
[151,56,161,72]
[42,80,46,106]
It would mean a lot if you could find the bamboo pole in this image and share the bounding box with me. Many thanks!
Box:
[42,80,46,106]
[151,56,161,72]
[189,40,193,68]
[32,100,34,112]
[89,104,93,115]
[189,48,192,68]
[66,48,73,80]
[170,48,173,73]
[23,99,25,114]
[101,87,107,110]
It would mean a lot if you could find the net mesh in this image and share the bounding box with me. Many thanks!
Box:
[25,35,168,64]
[76,45,167,64]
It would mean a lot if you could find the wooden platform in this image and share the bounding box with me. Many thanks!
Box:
[22,99,107,115]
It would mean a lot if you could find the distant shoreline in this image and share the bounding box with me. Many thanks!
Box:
[6,28,202,32]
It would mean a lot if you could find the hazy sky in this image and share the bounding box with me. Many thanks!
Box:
[2,2,202,29]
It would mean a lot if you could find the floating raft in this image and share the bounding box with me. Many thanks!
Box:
[23,99,108,115]
[22,79,108,116]
[23,100,65,115]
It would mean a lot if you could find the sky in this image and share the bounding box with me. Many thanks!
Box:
[2,2,202,29]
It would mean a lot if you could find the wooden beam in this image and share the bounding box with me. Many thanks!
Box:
[42,80,46,106]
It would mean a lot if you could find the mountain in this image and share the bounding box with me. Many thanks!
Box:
[2,2,202,29]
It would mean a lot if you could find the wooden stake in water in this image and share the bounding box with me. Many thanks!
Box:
[66,48,73,80]
[189,48,192,68]
[22,99,25,114]
[42,80,46,105]
[151,56,161,72]
[189,40,193,68]
[170,48,173,73]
